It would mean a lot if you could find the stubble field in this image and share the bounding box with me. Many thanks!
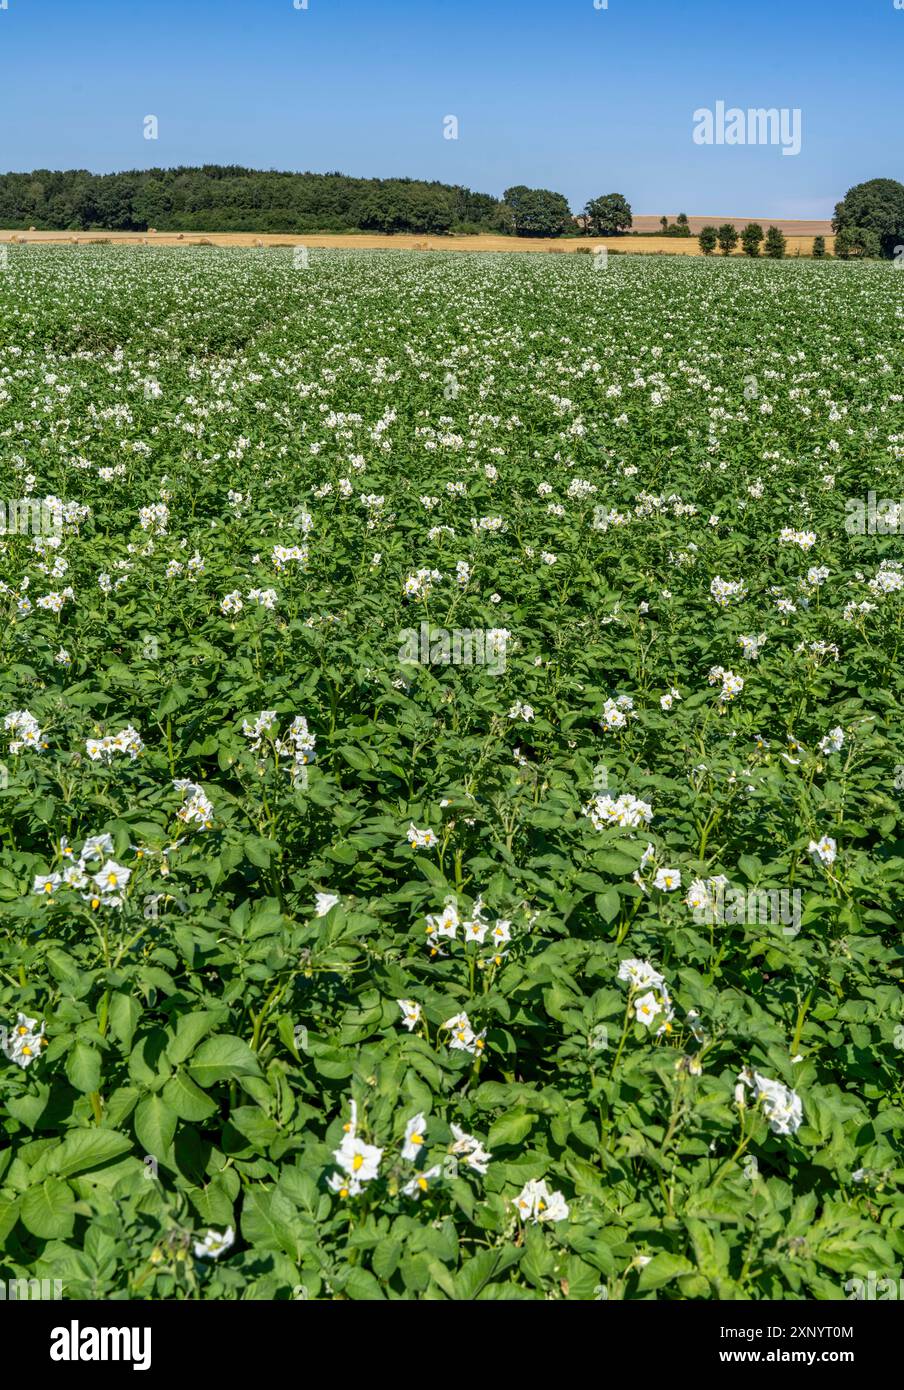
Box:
[1,228,835,257]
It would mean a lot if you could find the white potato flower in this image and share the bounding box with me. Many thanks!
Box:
[737,1069,803,1136]
[808,835,837,867]
[193,1227,235,1260]
[402,1113,428,1161]
[513,1179,569,1224]
[818,727,844,755]
[3,1012,47,1068]
[617,958,664,989]
[397,999,422,1031]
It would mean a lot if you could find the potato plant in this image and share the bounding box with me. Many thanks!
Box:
[0,247,902,1300]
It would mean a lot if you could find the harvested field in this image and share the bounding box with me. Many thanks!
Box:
[631,215,834,236]
[0,227,835,256]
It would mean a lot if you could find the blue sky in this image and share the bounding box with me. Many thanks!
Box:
[0,0,900,216]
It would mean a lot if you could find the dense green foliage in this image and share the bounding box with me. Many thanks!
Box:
[660,215,693,239]
[741,224,765,258]
[765,226,787,260]
[717,224,739,256]
[835,227,882,261]
[0,248,903,1302]
[584,195,633,236]
[500,186,574,238]
[0,166,503,235]
[833,179,904,259]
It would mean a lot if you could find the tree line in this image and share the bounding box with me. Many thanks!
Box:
[696,223,794,257]
[0,168,901,257]
[0,167,500,235]
[695,180,904,259]
[0,167,632,238]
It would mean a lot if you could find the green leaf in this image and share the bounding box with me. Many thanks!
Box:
[20,1179,75,1239]
[591,850,637,874]
[0,1193,20,1243]
[487,1110,536,1148]
[65,1041,101,1094]
[187,1175,236,1227]
[372,1237,403,1281]
[6,1088,50,1130]
[454,1247,521,1300]
[240,1187,300,1258]
[166,1010,221,1065]
[637,1252,695,1291]
[344,1267,386,1299]
[51,1129,133,1179]
[595,888,621,923]
[337,744,373,771]
[188,1035,262,1088]
[108,993,142,1050]
[245,836,275,869]
[163,1072,218,1122]
[135,1095,178,1158]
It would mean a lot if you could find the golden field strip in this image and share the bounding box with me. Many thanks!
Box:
[0,227,835,256]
